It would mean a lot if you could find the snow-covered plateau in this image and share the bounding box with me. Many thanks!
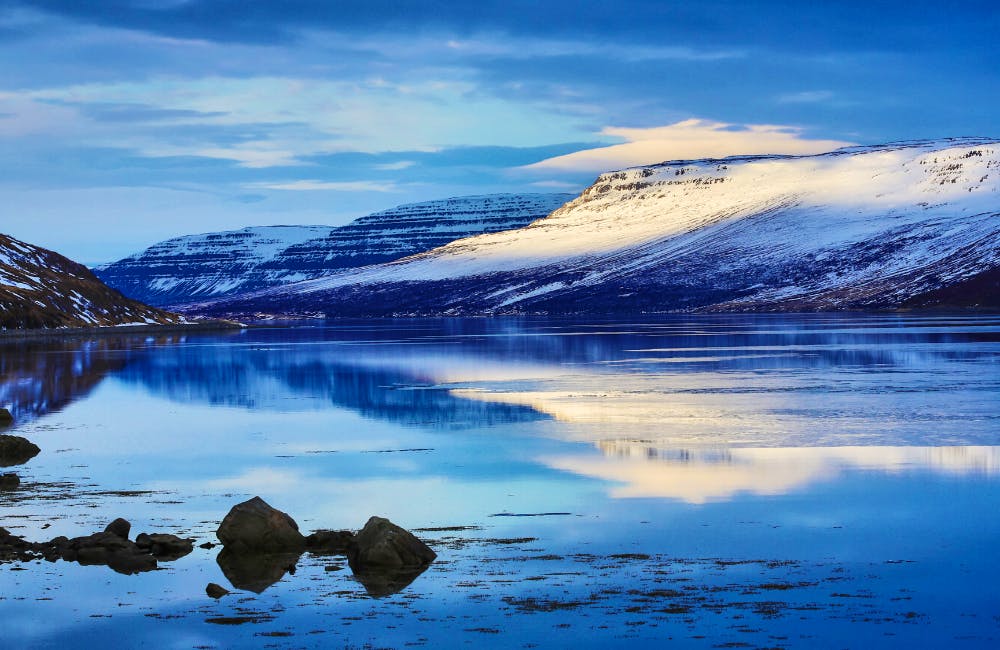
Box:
[191,138,999,317]
[95,193,572,307]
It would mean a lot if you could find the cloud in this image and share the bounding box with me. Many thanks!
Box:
[776,90,836,104]
[524,119,856,173]
[374,160,416,171]
[251,180,402,192]
[529,180,583,190]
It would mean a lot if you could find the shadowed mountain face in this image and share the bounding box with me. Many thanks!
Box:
[192,139,1000,318]
[94,194,572,308]
[0,234,184,329]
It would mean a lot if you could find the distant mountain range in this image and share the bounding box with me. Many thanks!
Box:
[190,138,999,317]
[94,193,573,307]
[0,234,184,329]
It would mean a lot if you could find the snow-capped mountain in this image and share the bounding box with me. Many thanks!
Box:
[194,138,1000,317]
[0,234,184,329]
[94,194,572,307]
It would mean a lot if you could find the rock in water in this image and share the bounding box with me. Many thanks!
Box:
[0,408,12,426]
[348,516,436,569]
[0,434,40,467]
[104,518,131,539]
[0,473,18,490]
[216,496,306,553]
[305,529,354,554]
[206,582,230,599]
[63,531,158,575]
[135,533,194,560]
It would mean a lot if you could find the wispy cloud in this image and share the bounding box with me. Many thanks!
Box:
[374,160,416,170]
[776,90,836,104]
[524,119,856,173]
[251,180,402,192]
[530,180,584,190]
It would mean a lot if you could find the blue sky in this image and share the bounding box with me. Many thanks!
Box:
[1,0,996,264]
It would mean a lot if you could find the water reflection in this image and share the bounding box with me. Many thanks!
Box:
[0,336,190,426]
[545,443,1000,503]
[114,345,548,429]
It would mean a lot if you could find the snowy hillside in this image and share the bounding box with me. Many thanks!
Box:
[95,194,572,307]
[0,234,184,329]
[93,225,333,307]
[195,138,1000,316]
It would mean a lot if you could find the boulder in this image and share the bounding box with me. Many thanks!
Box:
[216,497,305,553]
[135,533,194,560]
[0,473,18,490]
[305,529,354,555]
[206,582,230,599]
[0,434,40,467]
[347,516,436,570]
[0,407,12,425]
[104,518,131,540]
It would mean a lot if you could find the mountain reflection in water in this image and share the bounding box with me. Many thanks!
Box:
[2,315,997,504]
[0,335,189,425]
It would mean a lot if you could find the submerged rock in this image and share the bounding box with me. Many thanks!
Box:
[0,526,40,562]
[135,532,194,561]
[0,473,18,490]
[216,496,305,553]
[61,530,157,575]
[216,547,301,594]
[0,434,40,467]
[206,582,230,599]
[1,519,194,575]
[348,516,437,570]
[305,529,354,554]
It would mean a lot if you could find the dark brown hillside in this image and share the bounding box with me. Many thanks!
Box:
[0,233,185,330]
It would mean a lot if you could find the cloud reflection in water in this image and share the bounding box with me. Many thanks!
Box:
[544,443,1000,503]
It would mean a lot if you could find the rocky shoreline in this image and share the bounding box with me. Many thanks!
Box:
[2,424,437,597]
[0,319,244,342]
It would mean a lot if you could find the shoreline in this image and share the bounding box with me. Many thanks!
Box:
[0,320,245,342]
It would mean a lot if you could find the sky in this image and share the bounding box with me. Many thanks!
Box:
[0,0,997,264]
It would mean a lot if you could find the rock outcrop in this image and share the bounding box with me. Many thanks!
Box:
[0,434,40,467]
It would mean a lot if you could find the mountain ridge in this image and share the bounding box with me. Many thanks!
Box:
[188,138,1000,317]
[95,193,573,307]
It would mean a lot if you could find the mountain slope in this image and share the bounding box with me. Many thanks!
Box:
[95,193,572,307]
[195,138,1000,316]
[0,234,185,329]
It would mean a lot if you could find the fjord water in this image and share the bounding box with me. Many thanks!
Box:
[2,315,999,648]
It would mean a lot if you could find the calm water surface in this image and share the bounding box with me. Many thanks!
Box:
[1,315,999,648]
